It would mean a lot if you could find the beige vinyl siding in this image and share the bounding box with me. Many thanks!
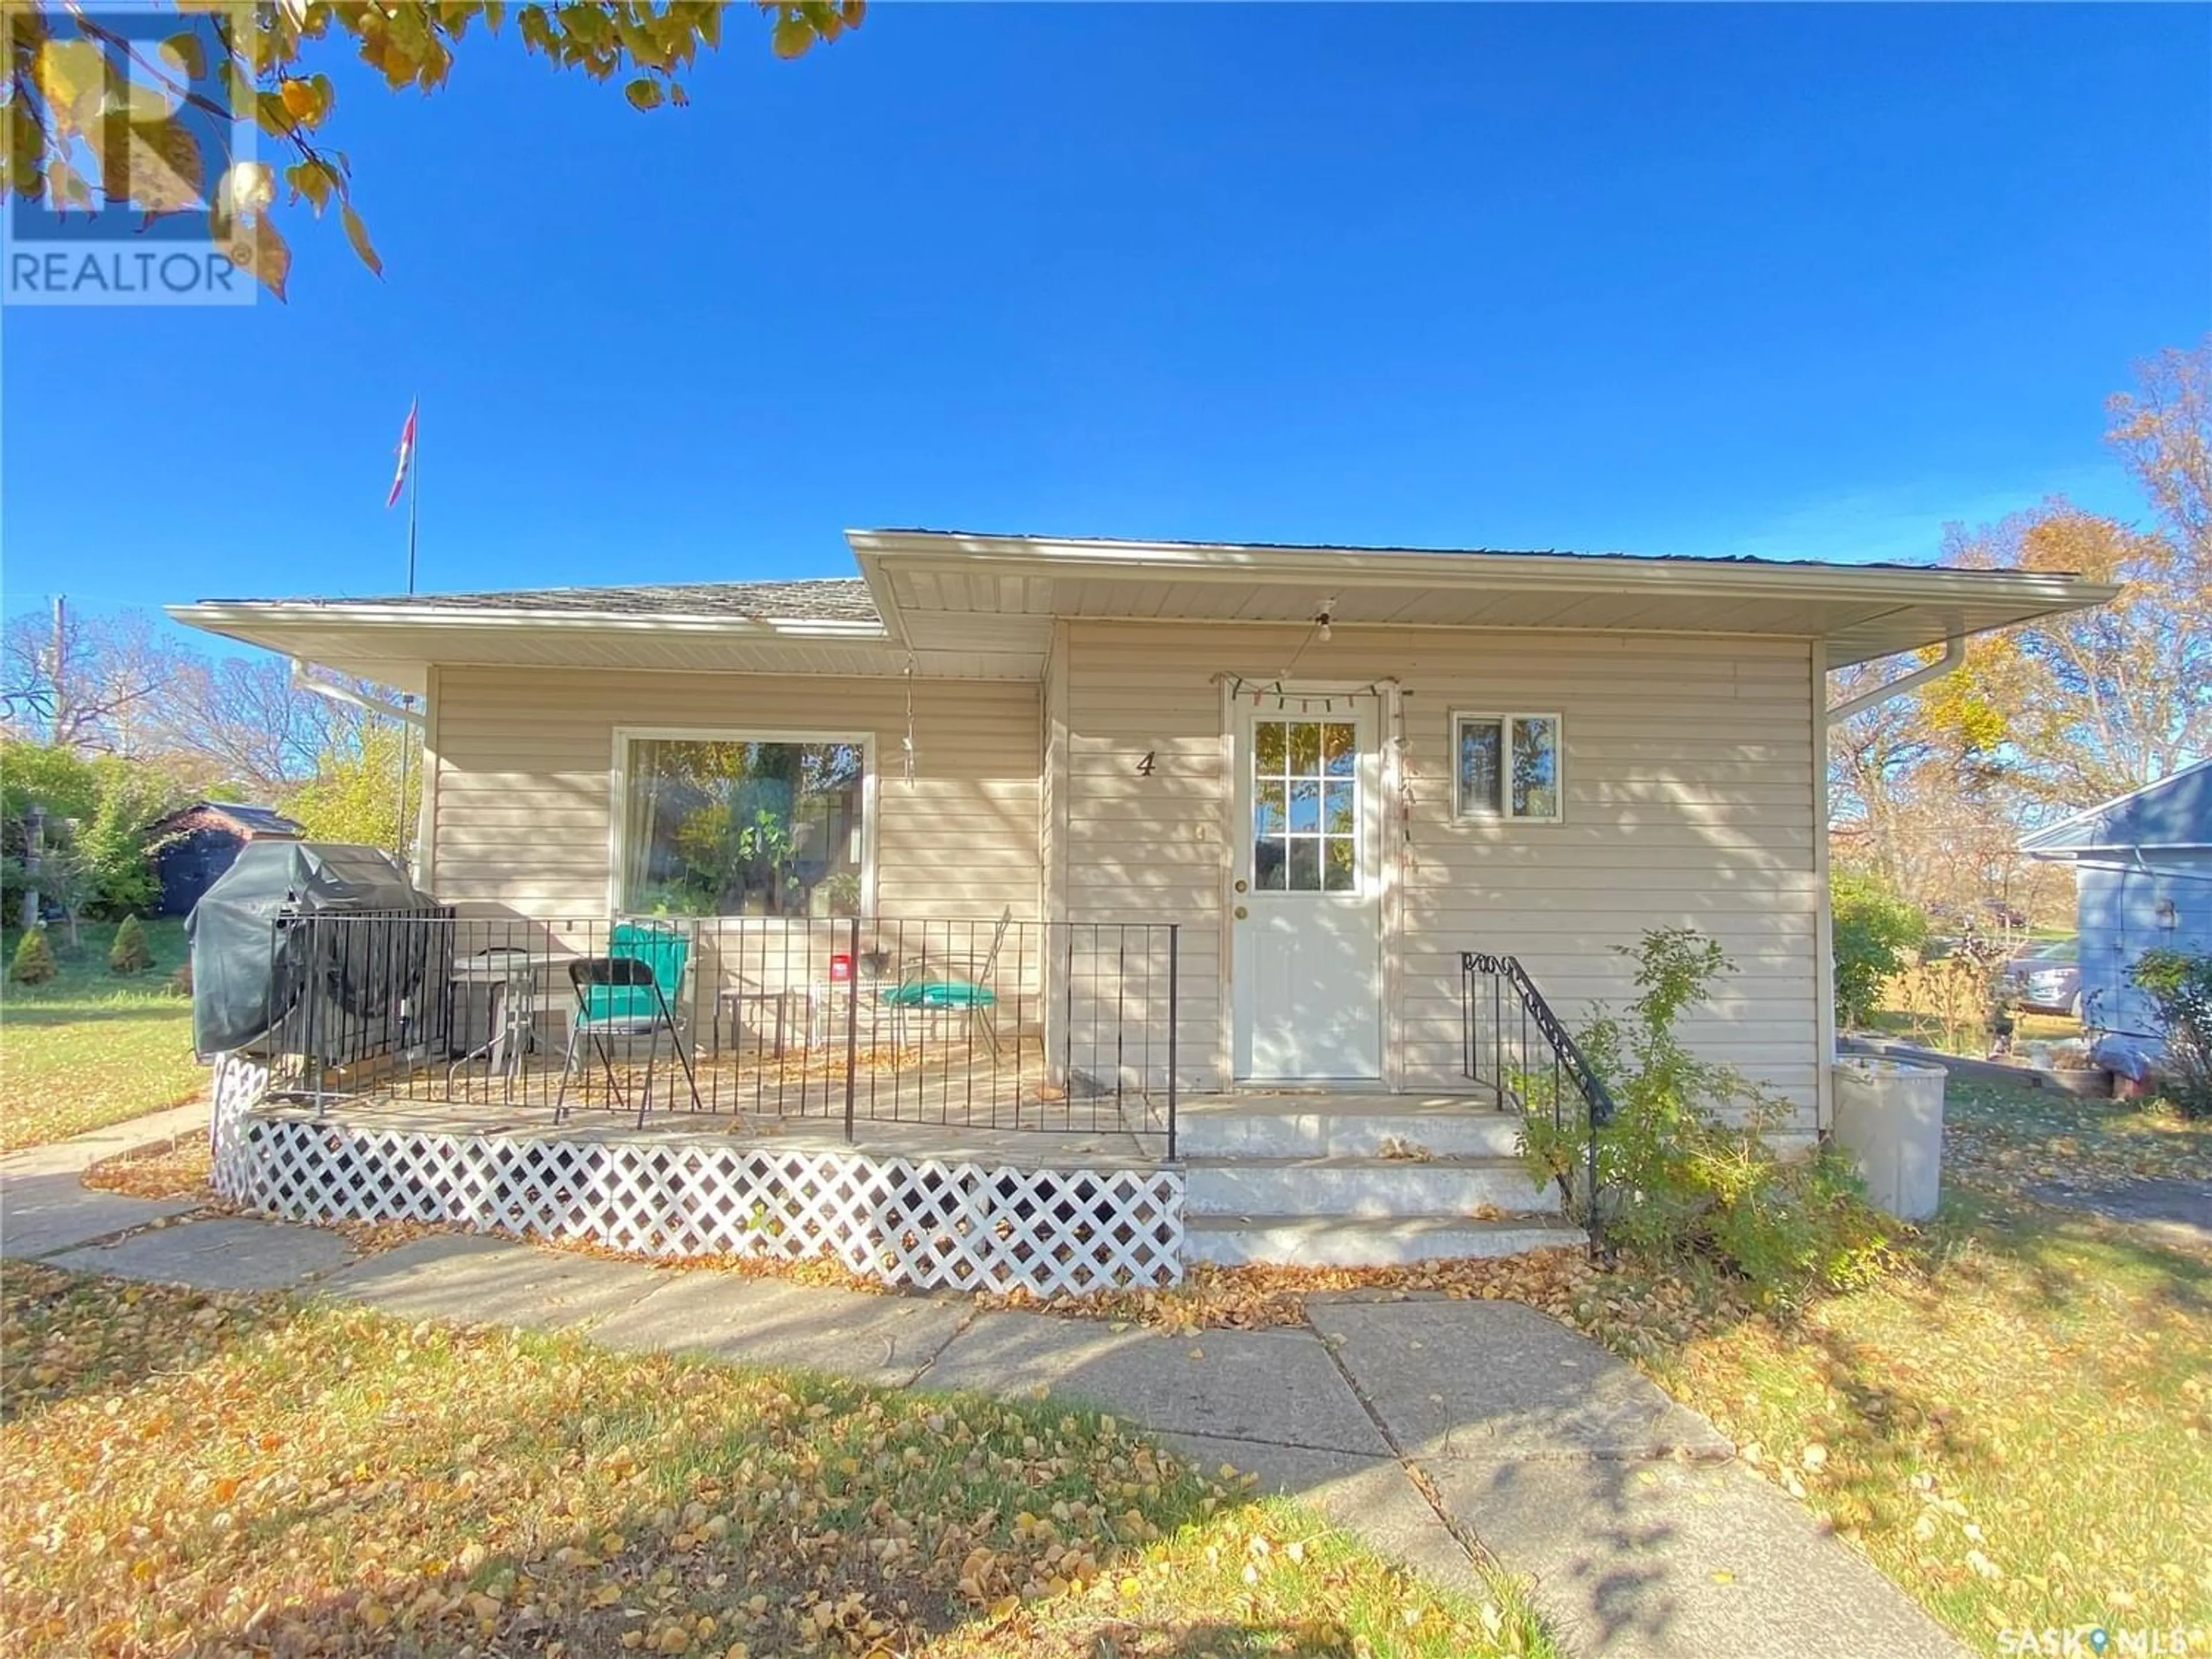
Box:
[1055,622,1823,1122]
[432,667,1040,922]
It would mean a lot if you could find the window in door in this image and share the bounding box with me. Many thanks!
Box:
[1251,719,1358,892]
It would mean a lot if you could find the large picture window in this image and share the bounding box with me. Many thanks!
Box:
[618,733,868,917]
[1453,713,1562,823]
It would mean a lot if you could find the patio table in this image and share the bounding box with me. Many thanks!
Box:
[717,979,805,1056]
[449,950,565,1079]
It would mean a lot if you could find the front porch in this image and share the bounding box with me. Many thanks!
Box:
[209,911,1598,1289]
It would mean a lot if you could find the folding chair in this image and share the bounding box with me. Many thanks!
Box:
[879,906,1013,1058]
[554,925,702,1127]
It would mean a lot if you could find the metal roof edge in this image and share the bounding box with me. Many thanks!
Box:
[2017,756,2212,853]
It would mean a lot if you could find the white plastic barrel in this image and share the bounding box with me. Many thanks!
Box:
[1830,1057,1946,1221]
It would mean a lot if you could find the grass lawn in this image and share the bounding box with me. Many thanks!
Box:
[1625,1076,2212,1649]
[0,1266,1556,1658]
[0,917,202,1153]
[948,1078,2212,1654]
[1861,1006,2085,1058]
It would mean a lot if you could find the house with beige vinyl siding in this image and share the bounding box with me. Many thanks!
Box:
[172,531,2112,1272]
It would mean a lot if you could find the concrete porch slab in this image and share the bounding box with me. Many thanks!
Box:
[919,1310,1387,1457]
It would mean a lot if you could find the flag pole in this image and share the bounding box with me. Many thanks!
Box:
[406,397,420,596]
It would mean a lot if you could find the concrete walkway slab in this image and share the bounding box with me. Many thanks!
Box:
[1429,1452,1964,1658]
[1307,1296,1961,1658]
[591,1273,970,1388]
[320,1234,666,1330]
[1159,1431,1486,1601]
[2027,1174,2212,1251]
[0,1172,203,1259]
[921,1309,1387,1457]
[1310,1297,1732,1461]
[49,1215,353,1290]
[0,1099,208,1179]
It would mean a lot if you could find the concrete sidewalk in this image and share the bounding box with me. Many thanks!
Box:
[0,1100,212,1260]
[2,1123,1964,1659]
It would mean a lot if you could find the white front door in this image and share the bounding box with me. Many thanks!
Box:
[1232,700,1382,1081]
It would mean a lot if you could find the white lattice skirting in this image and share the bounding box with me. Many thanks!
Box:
[207,1059,1184,1293]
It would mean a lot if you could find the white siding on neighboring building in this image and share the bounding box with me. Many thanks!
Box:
[1054,622,1823,1122]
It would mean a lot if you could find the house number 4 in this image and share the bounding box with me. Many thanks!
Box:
[1136,751,1157,776]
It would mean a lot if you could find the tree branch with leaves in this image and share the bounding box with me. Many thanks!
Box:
[2,0,862,298]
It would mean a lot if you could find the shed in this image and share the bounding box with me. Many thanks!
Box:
[152,801,306,917]
[2020,758,2212,1040]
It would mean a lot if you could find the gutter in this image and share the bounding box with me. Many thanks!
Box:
[291,659,425,728]
[172,601,888,640]
[1824,634,1965,725]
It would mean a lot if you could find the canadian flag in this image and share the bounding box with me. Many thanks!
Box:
[384,400,417,509]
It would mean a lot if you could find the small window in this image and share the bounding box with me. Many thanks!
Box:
[1453,713,1562,823]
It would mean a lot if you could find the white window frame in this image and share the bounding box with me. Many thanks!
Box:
[1450,711,1564,824]
[607,726,877,919]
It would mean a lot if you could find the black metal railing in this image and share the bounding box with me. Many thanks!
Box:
[1461,950,1616,1249]
[258,912,1181,1154]
[248,904,459,1084]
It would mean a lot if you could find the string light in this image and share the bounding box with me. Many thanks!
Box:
[901,656,918,786]
[1224,673,1392,704]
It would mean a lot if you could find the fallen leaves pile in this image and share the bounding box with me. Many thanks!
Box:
[0,1265,1546,1658]
[81,1135,212,1202]
[1940,1074,2210,1203]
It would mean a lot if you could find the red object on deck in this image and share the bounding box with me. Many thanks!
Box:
[830,953,853,983]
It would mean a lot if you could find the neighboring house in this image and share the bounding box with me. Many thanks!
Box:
[170,529,2114,1142]
[150,801,306,916]
[2020,758,2212,1042]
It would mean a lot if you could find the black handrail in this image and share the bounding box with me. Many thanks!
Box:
[1460,950,1616,1252]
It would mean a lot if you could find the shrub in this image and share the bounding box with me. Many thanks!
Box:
[9,926,58,986]
[1830,872,1929,1028]
[1,747,184,925]
[73,760,183,919]
[2128,948,2212,1120]
[108,914,153,975]
[280,722,418,851]
[1521,926,1895,1305]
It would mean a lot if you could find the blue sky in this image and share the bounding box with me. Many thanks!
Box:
[3,3,2207,641]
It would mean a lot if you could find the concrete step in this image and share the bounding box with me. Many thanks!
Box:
[1178,1099,1525,1160]
[1183,1155,1559,1218]
[1185,1211,1586,1267]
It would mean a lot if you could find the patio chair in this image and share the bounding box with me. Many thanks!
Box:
[878,907,1013,1058]
[554,921,702,1127]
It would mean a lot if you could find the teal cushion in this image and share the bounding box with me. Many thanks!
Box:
[579,922,689,1027]
[879,980,995,1010]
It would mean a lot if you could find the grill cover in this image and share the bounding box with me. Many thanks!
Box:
[187,841,440,1058]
